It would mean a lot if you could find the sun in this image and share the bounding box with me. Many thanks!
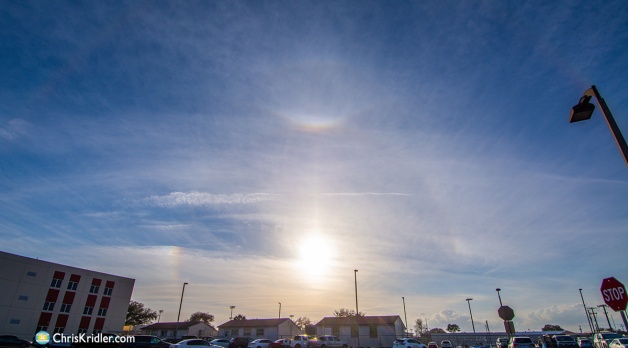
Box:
[297,234,335,279]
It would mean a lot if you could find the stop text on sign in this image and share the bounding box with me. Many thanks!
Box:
[602,287,626,302]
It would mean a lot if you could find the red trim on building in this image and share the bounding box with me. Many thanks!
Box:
[62,291,76,304]
[91,278,102,286]
[94,317,105,330]
[99,297,110,309]
[38,312,52,326]
[79,316,91,329]
[86,294,97,307]
[46,289,60,302]
[70,274,81,282]
[105,280,115,288]
[53,271,66,279]
[56,314,69,328]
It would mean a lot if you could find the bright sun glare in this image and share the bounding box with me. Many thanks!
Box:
[297,234,334,279]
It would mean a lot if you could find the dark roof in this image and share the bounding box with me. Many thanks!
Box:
[218,318,294,328]
[142,322,215,330]
[315,316,402,326]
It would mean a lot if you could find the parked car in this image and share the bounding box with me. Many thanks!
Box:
[75,333,123,348]
[124,335,171,348]
[428,342,438,348]
[497,338,509,348]
[170,339,212,348]
[0,335,32,348]
[594,333,624,348]
[441,341,453,348]
[229,338,254,348]
[578,338,592,348]
[509,337,535,348]
[393,338,427,348]
[609,339,628,348]
[210,340,231,348]
[271,340,290,348]
[309,336,347,348]
[554,336,578,348]
[248,340,273,348]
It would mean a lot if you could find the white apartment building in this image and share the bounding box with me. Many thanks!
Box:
[0,251,135,340]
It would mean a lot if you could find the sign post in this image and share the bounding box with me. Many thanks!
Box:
[498,306,516,337]
[600,277,628,331]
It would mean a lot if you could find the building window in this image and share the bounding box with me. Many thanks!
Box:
[27,271,37,277]
[43,302,55,311]
[60,304,71,313]
[230,329,238,337]
[332,326,339,337]
[83,306,94,315]
[97,308,107,316]
[53,327,65,334]
[10,319,20,324]
[256,328,264,336]
[243,329,251,337]
[78,329,88,334]
[369,325,377,338]
[51,278,62,288]
[93,329,102,335]
[103,287,113,296]
[18,295,28,301]
[67,281,78,290]
[351,325,358,338]
[36,326,48,333]
[89,285,99,294]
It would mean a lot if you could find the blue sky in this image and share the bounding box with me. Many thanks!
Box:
[1,0,627,334]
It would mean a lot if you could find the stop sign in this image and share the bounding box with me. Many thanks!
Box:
[600,277,628,311]
[498,306,515,321]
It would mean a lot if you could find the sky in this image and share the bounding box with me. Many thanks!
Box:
[1,0,628,336]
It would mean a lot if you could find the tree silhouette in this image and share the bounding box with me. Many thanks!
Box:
[295,317,311,330]
[446,324,461,333]
[333,308,365,317]
[541,324,563,331]
[125,300,157,326]
[188,312,215,325]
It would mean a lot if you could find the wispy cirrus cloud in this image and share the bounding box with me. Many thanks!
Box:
[143,191,279,207]
[0,119,31,141]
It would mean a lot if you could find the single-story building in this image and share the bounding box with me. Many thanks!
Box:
[218,318,301,340]
[314,315,405,348]
[141,321,217,338]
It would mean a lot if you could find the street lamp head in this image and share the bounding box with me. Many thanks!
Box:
[466,298,473,301]
[570,95,595,123]
[184,282,189,285]
[496,288,501,292]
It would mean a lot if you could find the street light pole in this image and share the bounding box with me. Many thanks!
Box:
[402,297,408,336]
[175,282,188,339]
[158,310,163,323]
[230,306,235,320]
[579,289,594,334]
[279,302,282,319]
[354,270,360,348]
[496,288,503,307]
[570,85,628,167]
[466,298,476,334]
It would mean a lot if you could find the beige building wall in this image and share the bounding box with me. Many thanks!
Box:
[0,251,135,340]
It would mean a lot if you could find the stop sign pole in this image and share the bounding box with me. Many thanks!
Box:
[600,277,628,331]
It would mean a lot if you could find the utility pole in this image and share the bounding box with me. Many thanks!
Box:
[597,305,613,331]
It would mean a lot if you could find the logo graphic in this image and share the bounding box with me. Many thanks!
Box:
[35,331,50,345]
